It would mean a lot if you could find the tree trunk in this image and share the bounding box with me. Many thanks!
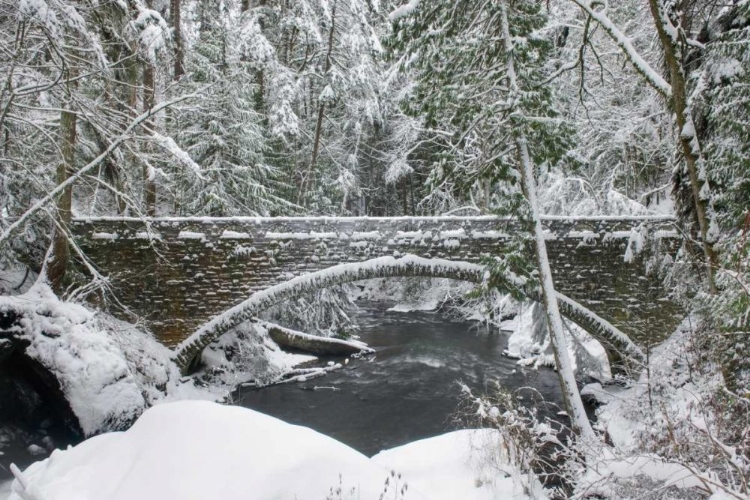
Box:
[142,61,156,216]
[517,135,596,440]
[500,3,595,440]
[46,93,77,292]
[647,0,718,293]
[571,0,718,293]
[301,0,337,204]
[171,0,184,80]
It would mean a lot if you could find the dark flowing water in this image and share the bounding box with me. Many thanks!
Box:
[237,302,571,457]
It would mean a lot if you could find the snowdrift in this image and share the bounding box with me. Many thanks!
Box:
[9,401,418,500]
[8,401,543,500]
[373,429,548,500]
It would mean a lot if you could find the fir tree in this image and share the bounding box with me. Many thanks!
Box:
[174,0,290,216]
[390,0,595,438]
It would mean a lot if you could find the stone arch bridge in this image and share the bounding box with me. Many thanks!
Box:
[71,216,683,371]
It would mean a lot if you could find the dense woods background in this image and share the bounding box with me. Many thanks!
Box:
[0,0,748,494]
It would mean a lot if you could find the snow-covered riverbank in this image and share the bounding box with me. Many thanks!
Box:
[5,401,544,500]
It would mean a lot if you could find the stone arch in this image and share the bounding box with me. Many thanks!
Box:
[173,255,645,374]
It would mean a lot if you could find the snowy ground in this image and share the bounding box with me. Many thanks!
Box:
[6,401,542,500]
[573,316,748,499]
[373,429,547,500]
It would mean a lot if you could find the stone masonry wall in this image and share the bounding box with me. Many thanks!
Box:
[71,216,683,348]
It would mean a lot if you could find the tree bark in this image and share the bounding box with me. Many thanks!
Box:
[570,0,717,293]
[46,91,77,291]
[517,135,596,440]
[301,0,337,204]
[142,61,157,216]
[0,92,203,249]
[500,3,595,439]
[171,0,184,80]
[646,0,718,293]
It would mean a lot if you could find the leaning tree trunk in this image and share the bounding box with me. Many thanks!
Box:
[647,0,718,293]
[517,135,596,441]
[46,86,77,292]
[500,4,596,440]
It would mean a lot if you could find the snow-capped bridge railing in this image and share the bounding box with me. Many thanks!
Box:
[172,255,645,374]
[71,215,682,353]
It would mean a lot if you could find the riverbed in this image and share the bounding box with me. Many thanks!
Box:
[237,302,570,457]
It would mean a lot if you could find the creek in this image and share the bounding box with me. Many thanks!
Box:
[238,302,573,457]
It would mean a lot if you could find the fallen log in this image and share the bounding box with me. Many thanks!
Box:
[256,320,374,357]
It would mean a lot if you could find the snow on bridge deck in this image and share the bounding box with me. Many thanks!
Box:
[71,215,682,348]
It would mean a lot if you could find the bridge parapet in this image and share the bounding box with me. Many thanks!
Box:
[71,216,681,348]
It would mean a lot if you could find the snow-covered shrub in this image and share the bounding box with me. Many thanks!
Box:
[199,320,315,387]
[454,383,562,498]
[262,286,359,338]
[590,318,749,499]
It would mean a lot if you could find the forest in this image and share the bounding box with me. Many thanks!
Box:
[0,0,748,499]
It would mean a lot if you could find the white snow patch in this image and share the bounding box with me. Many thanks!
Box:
[177,231,205,240]
[134,231,161,240]
[220,230,251,239]
[8,401,430,500]
[439,229,467,239]
[372,429,547,500]
[265,231,337,240]
[91,232,117,240]
[350,231,382,241]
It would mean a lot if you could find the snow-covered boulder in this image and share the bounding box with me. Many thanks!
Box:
[0,284,177,436]
[9,400,429,500]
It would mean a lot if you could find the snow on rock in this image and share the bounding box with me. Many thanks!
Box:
[90,231,118,240]
[8,401,430,500]
[219,230,250,239]
[372,429,547,500]
[502,303,611,380]
[0,284,151,436]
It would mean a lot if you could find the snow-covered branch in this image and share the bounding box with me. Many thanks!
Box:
[567,0,672,97]
[0,89,207,249]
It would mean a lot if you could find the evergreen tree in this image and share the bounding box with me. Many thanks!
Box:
[693,1,750,397]
[174,0,291,216]
[390,0,595,438]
